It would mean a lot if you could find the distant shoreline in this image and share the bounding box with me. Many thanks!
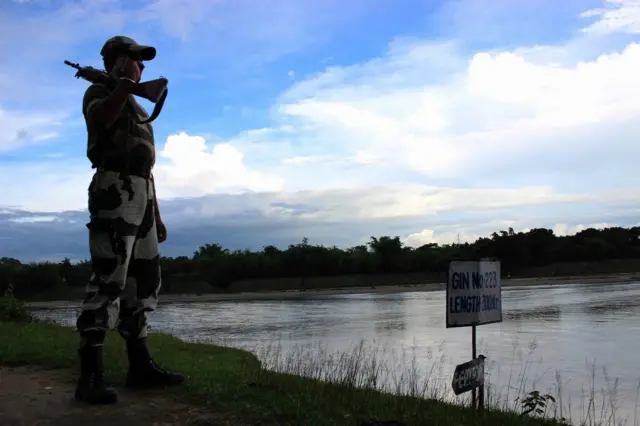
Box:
[27,272,639,309]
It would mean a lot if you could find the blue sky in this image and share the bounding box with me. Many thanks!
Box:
[1,0,640,261]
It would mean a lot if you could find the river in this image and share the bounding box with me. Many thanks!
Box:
[33,281,640,425]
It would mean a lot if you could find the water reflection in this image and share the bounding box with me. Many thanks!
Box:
[371,292,407,335]
[33,281,640,423]
[504,306,562,323]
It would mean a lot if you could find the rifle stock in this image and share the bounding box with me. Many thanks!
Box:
[132,78,168,104]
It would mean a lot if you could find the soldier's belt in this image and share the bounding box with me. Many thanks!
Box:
[97,158,152,179]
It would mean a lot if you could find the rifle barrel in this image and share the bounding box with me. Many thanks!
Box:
[63,60,80,69]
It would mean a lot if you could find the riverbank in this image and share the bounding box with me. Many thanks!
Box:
[27,272,640,309]
[0,319,565,426]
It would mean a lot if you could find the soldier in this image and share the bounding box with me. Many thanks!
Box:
[74,36,184,405]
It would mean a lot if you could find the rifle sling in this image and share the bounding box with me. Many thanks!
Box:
[105,76,167,125]
[137,86,167,125]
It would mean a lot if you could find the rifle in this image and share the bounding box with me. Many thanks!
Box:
[64,60,168,124]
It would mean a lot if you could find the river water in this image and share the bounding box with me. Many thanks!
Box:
[33,282,640,425]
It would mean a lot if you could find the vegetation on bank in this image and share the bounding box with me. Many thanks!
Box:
[0,293,573,426]
[1,226,640,299]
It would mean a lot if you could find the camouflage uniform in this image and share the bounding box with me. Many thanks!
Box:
[77,83,160,341]
[74,36,183,406]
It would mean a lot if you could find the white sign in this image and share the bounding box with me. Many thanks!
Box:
[451,356,485,395]
[446,260,502,328]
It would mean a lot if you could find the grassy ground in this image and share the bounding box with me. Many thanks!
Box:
[0,318,568,426]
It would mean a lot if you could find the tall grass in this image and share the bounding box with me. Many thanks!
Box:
[0,284,36,323]
[252,337,639,426]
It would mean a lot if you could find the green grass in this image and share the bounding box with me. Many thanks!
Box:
[0,319,570,426]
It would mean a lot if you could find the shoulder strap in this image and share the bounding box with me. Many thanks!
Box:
[138,87,168,124]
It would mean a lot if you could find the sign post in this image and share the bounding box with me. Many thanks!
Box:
[446,259,502,413]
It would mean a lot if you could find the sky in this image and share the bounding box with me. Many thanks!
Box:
[1,0,640,262]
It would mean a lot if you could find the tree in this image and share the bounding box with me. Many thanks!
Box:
[2,226,640,297]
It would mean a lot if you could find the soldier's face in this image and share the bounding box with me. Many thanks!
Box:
[124,50,145,82]
[132,60,144,83]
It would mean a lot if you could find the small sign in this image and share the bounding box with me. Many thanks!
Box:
[446,259,502,328]
[451,356,485,396]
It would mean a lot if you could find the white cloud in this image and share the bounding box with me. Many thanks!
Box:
[403,221,634,249]
[0,0,369,115]
[403,229,479,247]
[6,1,640,213]
[137,0,218,40]
[9,215,58,223]
[4,190,637,261]
[154,132,285,198]
[260,185,592,222]
[0,107,67,152]
[2,0,640,260]
[553,222,613,236]
[581,0,640,35]
[0,129,618,222]
[263,38,640,187]
[0,161,92,212]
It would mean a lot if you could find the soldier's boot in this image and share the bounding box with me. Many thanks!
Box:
[125,337,185,389]
[74,337,118,405]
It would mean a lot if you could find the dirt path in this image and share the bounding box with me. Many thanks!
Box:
[0,366,238,426]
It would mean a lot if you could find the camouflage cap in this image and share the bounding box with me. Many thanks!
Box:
[100,36,156,61]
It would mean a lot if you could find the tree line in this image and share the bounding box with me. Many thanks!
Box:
[1,226,640,298]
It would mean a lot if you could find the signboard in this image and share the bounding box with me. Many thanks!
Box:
[446,259,502,328]
[451,356,485,396]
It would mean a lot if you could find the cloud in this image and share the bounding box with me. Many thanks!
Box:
[403,221,634,249]
[2,0,640,261]
[264,38,640,191]
[2,186,638,262]
[552,222,614,236]
[0,0,378,152]
[135,0,375,63]
[0,0,373,84]
[0,160,92,212]
[154,132,285,198]
[403,229,468,247]
[581,0,640,35]
[429,0,602,47]
[404,228,490,248]
[0,107,67,152]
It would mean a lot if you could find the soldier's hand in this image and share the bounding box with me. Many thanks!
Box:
[157,219,167,243]
[123,58,142,83]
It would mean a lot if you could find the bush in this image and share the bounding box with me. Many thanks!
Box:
[0,284,35,323]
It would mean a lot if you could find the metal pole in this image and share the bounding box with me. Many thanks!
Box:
[479,375,485,415]
[472,325,477,411]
